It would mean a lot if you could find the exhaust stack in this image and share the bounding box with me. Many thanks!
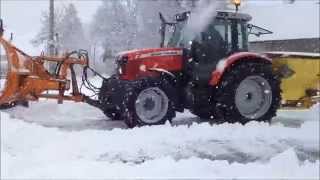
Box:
[0,19,4,37]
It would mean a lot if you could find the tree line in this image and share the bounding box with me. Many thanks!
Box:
[33,0,297,72]
[32,0,200,68]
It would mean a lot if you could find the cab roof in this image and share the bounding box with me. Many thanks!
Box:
[175,10,252,23]
[216,11,252,22]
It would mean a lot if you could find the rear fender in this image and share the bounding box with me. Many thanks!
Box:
[209,52,272,86]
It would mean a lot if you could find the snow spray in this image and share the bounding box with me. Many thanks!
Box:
[184,0,225,41]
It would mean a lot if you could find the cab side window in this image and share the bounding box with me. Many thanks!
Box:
[201,22,227,61]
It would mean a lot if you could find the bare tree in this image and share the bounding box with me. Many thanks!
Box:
[31,6,64,50]
[91,0,138,59]
[32,3,88,54]
[58,3,88,52]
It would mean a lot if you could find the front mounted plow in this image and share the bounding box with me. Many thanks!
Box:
[0,19,95,108]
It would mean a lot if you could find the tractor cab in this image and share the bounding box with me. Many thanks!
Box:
[161,11,272,55]
[160,10,272,84]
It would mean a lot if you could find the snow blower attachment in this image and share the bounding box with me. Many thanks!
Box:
[0,19,99,109]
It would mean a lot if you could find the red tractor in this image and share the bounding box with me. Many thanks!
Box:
[0,9,281,128]
[93,10,281,128]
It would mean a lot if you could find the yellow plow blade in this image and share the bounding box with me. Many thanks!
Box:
[268,52,320,108]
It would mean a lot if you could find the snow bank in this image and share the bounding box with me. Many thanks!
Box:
[275,103,320,125]
[3,100,106,130]
[4,148,318,179]
[1,104,319,179]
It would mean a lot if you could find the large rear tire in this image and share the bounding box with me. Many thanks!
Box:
[122,78,176,128]
[213,62,281,124]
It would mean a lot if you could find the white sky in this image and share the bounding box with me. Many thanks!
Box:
[0,0,102,54]
[242,0,319,41]
[0,0,319,55]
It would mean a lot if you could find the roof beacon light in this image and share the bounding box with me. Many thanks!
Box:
[232,0,241,12]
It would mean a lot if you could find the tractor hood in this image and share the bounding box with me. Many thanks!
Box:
[117,48,183,60]
[115,47,184,81]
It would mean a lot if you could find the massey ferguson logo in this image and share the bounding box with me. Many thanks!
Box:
[139,50,182,59]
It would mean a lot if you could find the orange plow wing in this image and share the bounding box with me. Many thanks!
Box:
[0,20,89,107]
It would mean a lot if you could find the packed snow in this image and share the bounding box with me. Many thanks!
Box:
[1,0,319,178]
[1,99,319,178]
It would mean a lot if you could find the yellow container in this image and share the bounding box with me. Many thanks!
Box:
[269,52,320,107]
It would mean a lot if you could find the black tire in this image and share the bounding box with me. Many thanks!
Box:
[0,100,28,110]
[213,62,281,124]
[0,102,17,110]
[103,109,122,120]
[122,78,176,128]
[191,108,214,120]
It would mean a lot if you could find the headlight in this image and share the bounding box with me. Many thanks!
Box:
[116,56,127,75]
[118,66,123,74]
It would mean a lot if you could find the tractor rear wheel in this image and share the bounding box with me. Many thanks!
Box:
[213,62,281,124]
[122,78,176,128]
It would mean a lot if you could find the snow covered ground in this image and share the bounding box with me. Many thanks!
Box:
[1,98,319,178]
[1,0,319,178]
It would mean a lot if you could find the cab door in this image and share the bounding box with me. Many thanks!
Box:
[187,19,229,84]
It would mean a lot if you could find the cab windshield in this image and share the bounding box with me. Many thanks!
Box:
[166,20,189,48]
[166,18,249,53]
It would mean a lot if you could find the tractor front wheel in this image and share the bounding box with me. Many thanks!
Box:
[122,78,176,128]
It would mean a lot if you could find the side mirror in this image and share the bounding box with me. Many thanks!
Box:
[159,12,166,48]
[247,24,272,37]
